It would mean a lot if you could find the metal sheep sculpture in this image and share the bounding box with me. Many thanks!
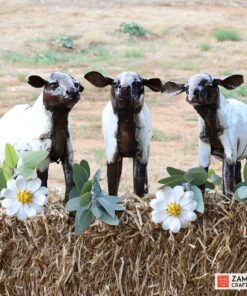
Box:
[0,72,84,201]
[163,73,245,196]
[84,71,162,197]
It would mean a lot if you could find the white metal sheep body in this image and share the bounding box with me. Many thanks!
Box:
[163,73,245,196]
[85,71,162,197]
[0,72,84,201]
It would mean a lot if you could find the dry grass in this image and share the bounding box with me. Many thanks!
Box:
[0,192,246,295]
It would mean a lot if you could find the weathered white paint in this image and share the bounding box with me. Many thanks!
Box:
[134,103,152,164]
[0,94,59,172]
[102,101,152,164]
[198,94,247,165]
[102,101,118,163]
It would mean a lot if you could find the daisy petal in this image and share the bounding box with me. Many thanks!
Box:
[26,178,42,193]
[151,210,166,223]
[150,198,168,210]
[183,200,198,211]
[2,198,14,208]
[169,217,182,233]
[23,204,36,218]
[181,210,197,222]
[16,176,26,191]
[33,194,48,206]
[161,216,172,230]
[179,215,190,228]
[35,186,48,196]
[6,179,17,191]
[31,203,43,214]
[16,207,27,220]
[1,189,16,199]
[173,186,184,202]
[6,202,21,216]
[156,187,175,203]
[180,191,194,206]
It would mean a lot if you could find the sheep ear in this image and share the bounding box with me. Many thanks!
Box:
[213,75,244,90]
[84,71,114,88]
[162,81,185,96]
[143,78,162,92]
[28,75,47,88]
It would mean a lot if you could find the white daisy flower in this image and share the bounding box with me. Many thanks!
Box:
[1,175,48,221]
[150,186,198,233]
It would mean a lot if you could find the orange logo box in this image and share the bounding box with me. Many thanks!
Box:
[217,275,230,288]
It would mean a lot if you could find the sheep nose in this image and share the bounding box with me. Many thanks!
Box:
[66,88,78,96]
[120,86,131,97]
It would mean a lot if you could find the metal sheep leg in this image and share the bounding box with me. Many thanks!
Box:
[107,157,123,196]
[222,158,236,197]
[199,166,209,197]
[37,169,49,187]
[235,161,242,184]
[133,158,148,197]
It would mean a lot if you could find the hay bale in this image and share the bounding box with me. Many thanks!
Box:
[0,192,246,295]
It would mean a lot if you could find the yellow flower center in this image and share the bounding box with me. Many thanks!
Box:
[166,202,181,217]
[17,191,33,204]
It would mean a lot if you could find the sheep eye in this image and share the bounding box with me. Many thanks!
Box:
[74,82,79,88]
[114,81,120,89]
[50,82,59,89]
[134,81,142,88]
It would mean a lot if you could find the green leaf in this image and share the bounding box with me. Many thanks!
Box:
[209,173,221,186]
[80,192,91,207]
[80,160,90,178]
[75,209,94,234]
[235,186,247,200]
[17,166,35,180]
[208,169,215,178]
[93,169,101,183]
[106,195,123,203]
[158,175,184,187]
[107,196,125,211]
[190,185,204,213]
[2,162,12,181]
[20,151,49,169]
[91,203,103,218]
[99,210,119,225]
[205,181,215,190]
[166,167,185,176]
[0,168,6,190]
[184,167,208,186]
[73,164,88,192]
[81,180,92,195]
[65,196,81,212]
[75,206,88,224]
[234,182,247,192]
[5,144,18,168]
[244,162,247,182]
[92,169,102,195]
[97,196,117,218]
[68,186,80,199]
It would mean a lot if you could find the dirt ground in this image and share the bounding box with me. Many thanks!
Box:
[0,0,247,196]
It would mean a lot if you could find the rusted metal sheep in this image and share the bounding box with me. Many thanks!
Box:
[0,72,84,201]
[84,71,162,197]
[163,73,245,196]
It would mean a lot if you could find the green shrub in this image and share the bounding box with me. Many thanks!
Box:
[55,36,75,49]
[213,28,241,42]
[199,42,211,52]
[124,48,144,58]
[120,22,148,37]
